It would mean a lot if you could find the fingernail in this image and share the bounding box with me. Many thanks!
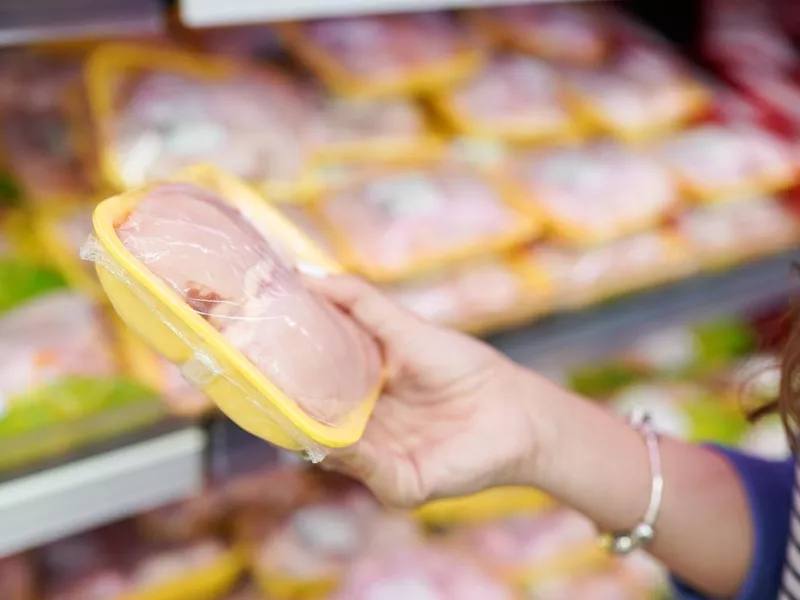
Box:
[296,262,329,278]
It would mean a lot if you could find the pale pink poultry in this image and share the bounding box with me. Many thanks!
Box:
[116,183,382,426]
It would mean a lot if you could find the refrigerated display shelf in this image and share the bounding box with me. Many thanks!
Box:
[489,250,800,378]
[0,424,205,558]
[180,0,600,27]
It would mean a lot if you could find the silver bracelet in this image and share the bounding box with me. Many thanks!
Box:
[600,408,664,555]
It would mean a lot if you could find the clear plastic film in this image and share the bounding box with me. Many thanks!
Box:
[316,165,542,283]
[86,44,321,202]
[277,13,483,98]
[523,232,692,308]
[431,53,583,144]
[653,124,798,203]
[82,166,385,459]
[505,143,680,246]
[676,195,800,269]
[564,42,711,142]
[467,3,612,67]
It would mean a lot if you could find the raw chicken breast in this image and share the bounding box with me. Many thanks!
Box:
[111,68,311,188]
[655,125,796,197]
[329,546,515,600]
[302,13,470,81]
[0,292,117,401]
[511,144,678,244]
[318,168,526,278]
[117,183,382,426]
[448,54,572,133]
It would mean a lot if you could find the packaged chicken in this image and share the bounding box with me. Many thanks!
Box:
[381,257,551,333]
[504,143,679,246]
[431,53,582,144]
[0,555,35,600]
[416,487,555,527]
[566,43,711,142]
[526,567,652,600]
[610,382,747,445]
[328,546,518,600]
[86,43,321,202]
[277,13,483,98]
[522,231,692,308]
[0,291,162,469]
[467,4,611,66]
[250,489,423,599]
[676,195,800,269]
[654,125,797,203]
[317,165,540,282]
[84,166,384,458]
[459,509,607,584]
[0,52,96,203]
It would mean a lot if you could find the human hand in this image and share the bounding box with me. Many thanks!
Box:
[304,272,553,508]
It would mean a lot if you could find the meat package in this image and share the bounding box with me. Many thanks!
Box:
[327,546,516,600]
[0,52,95,203]
[506,144,679,245]
[0,555,35,600]
[468,3,612,66]
[317,166,540,282]
[654,124,797,202]
[86,166,384,456]
[566,43,710,142]
[432,53,580,143]
[86,44,319,200]
[676,195,800,268]
[525,568,651,600]
[278,13,482,97]
[523,232,691,308]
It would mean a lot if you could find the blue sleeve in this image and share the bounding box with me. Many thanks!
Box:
[671,446,795,600]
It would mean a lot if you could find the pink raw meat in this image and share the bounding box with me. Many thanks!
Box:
[319,169,521,272]
[329,546,515,600]
[0,292,118,400]
[117,183,382,426]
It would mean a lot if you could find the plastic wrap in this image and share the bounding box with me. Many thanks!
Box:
[610,382,747,445]
[504,143,679,246]
[676,195,800,269]
[277,13,483,98]
[522,232,692,308]
[316,166,541,282]
[460,509,606,584]
[83,166,385,458]
[327,546,517,600]
[0,52,95,203]
[654,124,797,203]
[0,291,162,469]
[565,43,711,142]
[86,44,320,201]
[467,4,611,66]
[431,53,582,144]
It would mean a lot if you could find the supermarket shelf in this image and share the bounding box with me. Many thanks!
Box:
[180,0,599,27]
[489,251,800,380]
[0,426,205,557]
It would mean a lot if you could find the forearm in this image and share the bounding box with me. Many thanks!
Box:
[520,373,752,598]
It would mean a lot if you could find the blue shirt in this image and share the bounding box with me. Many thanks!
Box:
[672,447,795,600]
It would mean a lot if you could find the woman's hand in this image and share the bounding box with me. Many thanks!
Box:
[305,272,551,507]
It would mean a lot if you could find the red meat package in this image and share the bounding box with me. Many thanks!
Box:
[115,182,383,428]
[433,53,579,143]
[328,546,516,600]
[676,195,800,268]
[88,45,317,199]
[317,167,540,282]
[0,555,35,600]
[506,143,679,245]
[524,232,691,308]
[654,124,797,202]
[469,3,611,66]
[566,43,710,141]
[279,13,481,97]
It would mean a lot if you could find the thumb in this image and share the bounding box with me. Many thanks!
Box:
[298,267,418,343]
